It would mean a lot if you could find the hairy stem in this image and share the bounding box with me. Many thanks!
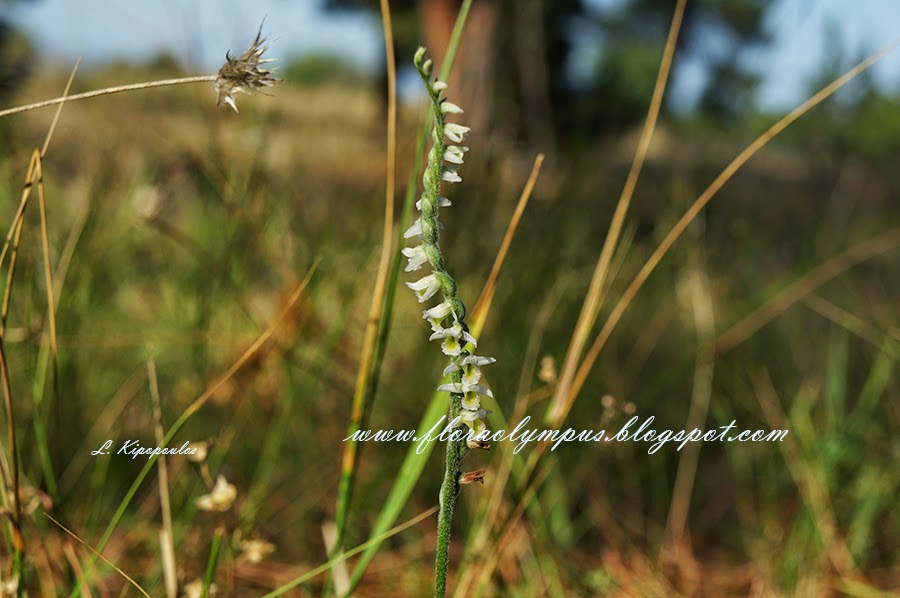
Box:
[434,393,465,598]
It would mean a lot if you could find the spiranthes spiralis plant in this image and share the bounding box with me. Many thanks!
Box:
[403,47,495,597]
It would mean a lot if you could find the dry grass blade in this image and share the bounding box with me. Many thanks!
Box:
[44,513,151,598]
[0,150,40,336]
[42,57,80,156]
[804,295,900,355]
[464,31,900,598]
[457,459,556,595]
[456,282,564,594]
[36,159,57,358]
[331,0,399,566]
[751,371,858,578]
[36,148,62,430]
[0,341,20,544]
[262,506,440,597]
[0,76,215,119]
[63,543,94,598]
[148,360,177,598]
[548,0,687,425]
[0,150,51,556]
[561,37,900,425]
[28,62,86,504]
[713,228,900,356]
[470,153,544,334]
[455,4,686,590]
[664,262,715,564]
[58,368,145,493]
[177,260,319,423]
[79,260,320,590]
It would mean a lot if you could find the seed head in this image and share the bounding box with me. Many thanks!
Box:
[459,468,487,485]
[215,24,280,112]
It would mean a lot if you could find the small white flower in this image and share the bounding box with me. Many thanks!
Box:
[462,355,496,368]
[196,475,237,512]
[429,326,460,353]
[183,579,218,598]
[443,355,495,377]
[432,80,448,92]
[443,146,468,165]
[403,219,423,239]
[186,441,209,463]
[460,325,478,348]
[462,385,490,410]
[423,302,454,331]
[406,274,442,303]
[441,101,464,114]
[402,245,429,272]
[441,334,463,356]
[442,165,462,184]
[461,355,495,385]
[429,323,476,355]
[437,381,493,399]
[460,409,491,424]
[240,539,276,564]
[462,365,483,386]
[461,392,480,410]
[442,358,496,404]
[445,123,471,143]
[404,218,442,239]
[416,196,452,210]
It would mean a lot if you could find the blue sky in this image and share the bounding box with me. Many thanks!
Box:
[6,0,900,111]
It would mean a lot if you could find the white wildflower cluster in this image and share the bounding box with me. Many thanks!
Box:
[195,474,237,512]
[403,48,495,446]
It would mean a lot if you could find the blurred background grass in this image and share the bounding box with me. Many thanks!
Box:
[0,1,898,596]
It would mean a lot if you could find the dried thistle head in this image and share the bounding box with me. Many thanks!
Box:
[215,24,280,112]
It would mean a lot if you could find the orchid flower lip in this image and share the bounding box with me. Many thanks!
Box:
[442,166,462,183]
[423,302,453,321]
[416,196,452,210]
[441,101,464,114]
[461,355,496,367]
[437,382,493,399]
[402,245,428,272]
[403,219,423,239]
[406,274,441,303]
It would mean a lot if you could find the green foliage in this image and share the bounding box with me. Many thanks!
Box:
[283,54,367,87]
[842,91,900,161]
[0,22,32,103]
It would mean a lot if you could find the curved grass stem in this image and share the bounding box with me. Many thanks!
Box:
[0,76,216,119]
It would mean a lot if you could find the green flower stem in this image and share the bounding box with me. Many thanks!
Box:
[411,45,488,598]
[434,390,466,598]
